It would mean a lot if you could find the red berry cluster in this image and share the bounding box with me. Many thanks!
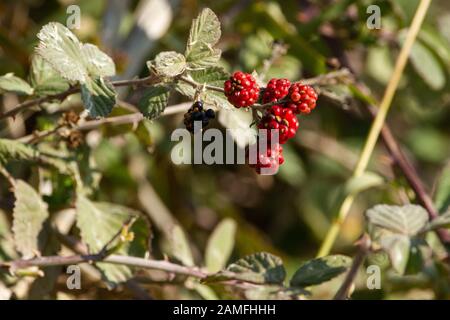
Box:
[223,73,318,174]
[249,143,284,175]
[224,71,260,108]
[262,78,291,103]
[258,106,299,144]
[286,83,318,114]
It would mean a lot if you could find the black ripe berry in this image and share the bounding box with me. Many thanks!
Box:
[183,101,215,133]
[205,109,215,119]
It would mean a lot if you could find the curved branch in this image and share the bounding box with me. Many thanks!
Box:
[0,75,159,121]
[1,254,207,279]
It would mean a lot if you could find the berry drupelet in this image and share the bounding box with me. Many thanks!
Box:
[250,143,284,175]
[183,101,215,133]
[224,71,260,108]
[258,105,299,144]
[286,83,318,114]
[262,78,291,103]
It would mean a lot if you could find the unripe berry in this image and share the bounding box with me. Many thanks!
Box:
[286,83,318,114]
[258,105,299,144]
[262,78,291,103]
[224,71,260,108]
[250,143,284,174]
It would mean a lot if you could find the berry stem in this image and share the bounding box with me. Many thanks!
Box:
[317,0,432,258]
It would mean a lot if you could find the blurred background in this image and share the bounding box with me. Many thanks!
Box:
[1,0,450,299]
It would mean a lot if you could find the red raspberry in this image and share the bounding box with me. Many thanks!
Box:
[258,105,299,144]
[285,83,318,114]
[224,71,260,108]
[249,143,284,175]
[262,78,291,103]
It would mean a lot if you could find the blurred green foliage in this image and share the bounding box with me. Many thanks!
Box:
[1,0,450,300]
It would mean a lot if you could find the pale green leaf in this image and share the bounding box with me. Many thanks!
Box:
[366,46,394,85]
[0,73,33,95]
[36,22,87,82]
[81,43,116,78]
[405,37,446,90]
[81,77,117,117]
[169,225,194,267]
[75,195,150,284]
[290,255,352,287]
[426,207,450,230]
[205,252,286,284]
[366,204,429,236]
[379,234,410,274]
[151,51,186,77]
[36,22,115,83]
[345,172,384,195]
[185,8,221,68]
[138,86,170,119]
[175,67,232,109]
[205,218,237,273]
[0,139,38,165]
[12,180,49,259]
[29,55,70,96]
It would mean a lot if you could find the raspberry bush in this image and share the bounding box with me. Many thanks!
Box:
[0,2,450,303]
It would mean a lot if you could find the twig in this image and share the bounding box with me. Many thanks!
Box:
[18,102,192,143]
[0,254,208,279]
[334,234,371,300]
[259,41,289,82]
[178,76,224,93]
[0,165,16,187]
[0,75,159,121]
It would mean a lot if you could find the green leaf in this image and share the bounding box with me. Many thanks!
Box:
[426,207,450,230]
[0,139,38,165]
[0,73,33,95]
[366,204,430,275]
[151,51,186,77]
[406,37,446,90]
[36,22,115,83]
[175,67,232,109]
[29,55,70,96]
[81,44,116,79]
[345,172,384,195]
[435,162,450,213]
[138,86,170,119]
[205,218,237,273]
[379,233,410,274]
[169,225,194,267]
[290,255,352,287]
[12,180,49,259]
[81,77,117,117]
[185,8,221,68]
[366,204,429,236]
[205,252,286,285]
[75,195,150,284]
